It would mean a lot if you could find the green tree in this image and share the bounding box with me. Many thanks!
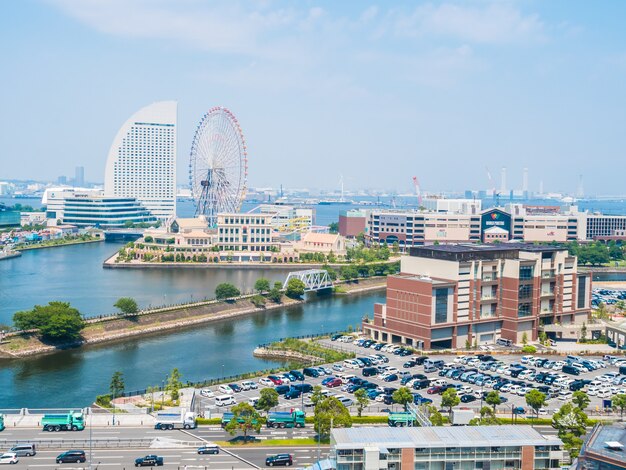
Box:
[426,405,444,425]
[13,301,85,341]
[250,294,266,308]
[485,391,502,414]
[114,297,139,315]
[313,396,352,438]
[572,391,590,411]
[109,371,125,399]
[525,390,546,419]
[521,332,528,345]
[612,394,626,417]
[580,322,587,342]
[224,402,262,440]
[166,368,183,401]
[328,222,339,234]
[552,403,588,458]
[256,388,279,414]
[310,385,325,407]
[441,388,460,414]
[478,406,499,425]
[215,283,241,300]
[354,388,369,417]
[285,278,306,299]
[267,284,283,303]
[392,387,414,411]
[254,278,270,293]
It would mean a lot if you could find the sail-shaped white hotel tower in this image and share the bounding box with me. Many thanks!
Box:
[104,101,177,220]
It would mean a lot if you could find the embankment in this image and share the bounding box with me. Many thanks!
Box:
[0,277,386,360]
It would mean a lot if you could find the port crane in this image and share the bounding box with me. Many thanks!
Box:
[485,166,500,206]
[412,176,423,207]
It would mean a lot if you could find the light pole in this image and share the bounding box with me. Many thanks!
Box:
[222,364,225,379]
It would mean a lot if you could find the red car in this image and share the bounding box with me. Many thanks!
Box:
[267,375,283,385]
[326,378,343,388]
[427,386,443,395]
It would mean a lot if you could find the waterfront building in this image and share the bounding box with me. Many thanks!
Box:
[296,232,347,255]
[256,204,315,238]
[339,209,366,238]
[45,189,156,228]
[362,243,591,349]
[422,197,482,214]
[20,212,46,226]
[364,204,626,247]
[0,204,21,229]
[217,212,279,254]
[104,101,177,220]
[577,424,626,470]
[331,425,564,470]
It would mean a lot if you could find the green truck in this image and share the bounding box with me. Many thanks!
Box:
[221,412,258,428]
[266,410,306,429]
[387,412,416,427]
[42,411,85,432]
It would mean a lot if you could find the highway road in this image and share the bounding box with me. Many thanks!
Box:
[0,426,329,469]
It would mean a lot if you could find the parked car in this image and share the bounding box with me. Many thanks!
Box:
[267,375,284,385]
[228,383,242,393]
[197,445,219,455]
[259,378,274,387]
[218,384,234,395]
[200,388,214,398]
[240,381,258,390]
[460,394,477,403]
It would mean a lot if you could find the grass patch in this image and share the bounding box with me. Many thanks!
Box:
[351,416,388,424]
[267,338,355,363]
[215,438,325,447]
[196,418,221,425]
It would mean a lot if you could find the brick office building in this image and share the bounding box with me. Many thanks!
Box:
[362,244,592,349]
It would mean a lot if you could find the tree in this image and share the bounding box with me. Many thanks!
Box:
[441,388,460,414]
[254,278,270,293]
[354,388,369,417]
[256,388,279,414]
[478,406,499,425]
[572,391,590,411]
[109,371,125,399]
[285,278,306,299]
[328,222,339,234]
[250,294,266,308]
[267,282,283,303]
[310,385,325,407]
[426,405,444,426]
[166,368,183,401]
[521,332,528,345]
[144,236,154,243]
[114,297,139,315]
[392,387,414,411]
[552,403,588,458]
[13,301,85,342]
[313,396,352,438]
[580,322,587,342]
[612,394,626,417]
[215,283,241,300]
[525,390,546,418]
[485,391,502,414]
[224,402,262,440]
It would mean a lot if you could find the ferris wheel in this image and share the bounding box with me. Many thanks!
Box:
[189,107,248,226]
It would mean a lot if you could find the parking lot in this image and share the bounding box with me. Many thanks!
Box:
[194,336,626,422]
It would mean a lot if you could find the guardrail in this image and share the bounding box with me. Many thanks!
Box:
[0,438,155,449]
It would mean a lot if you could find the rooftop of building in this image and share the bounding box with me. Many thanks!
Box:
[408,243,565,261]
[301,232,340,244]
[582,425,626,464]
[332,425,562,449]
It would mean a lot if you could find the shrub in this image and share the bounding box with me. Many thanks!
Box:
[521,345,537,353]
[215,283,241,300]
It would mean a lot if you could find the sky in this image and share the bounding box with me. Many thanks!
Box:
[1,1,625,196]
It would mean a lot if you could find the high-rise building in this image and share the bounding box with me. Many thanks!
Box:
[104,101,177,220]
[74,166,85,187]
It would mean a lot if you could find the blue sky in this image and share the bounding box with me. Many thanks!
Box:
[1,1,625,195]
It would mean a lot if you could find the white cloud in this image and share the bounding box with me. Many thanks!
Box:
[392,2,545,45]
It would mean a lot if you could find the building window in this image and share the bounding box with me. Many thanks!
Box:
[434,288,448,324]
[519,265,534,280]
[577,276,586,309]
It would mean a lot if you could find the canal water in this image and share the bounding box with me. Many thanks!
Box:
[1,290,383,408]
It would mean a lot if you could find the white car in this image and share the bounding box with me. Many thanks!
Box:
[454,356,466,364]
[218,384,234,395]
[0,453,18,465]
[241,380,258,390]
[332,364,344,372]
[199,388,214,398]
[258,378,273,387]
[597,389,612,398]
[459,385,473,394]
[538,408,549,415]
[558,391,573,401]
[552,361,565,371]
[384,366,399,375]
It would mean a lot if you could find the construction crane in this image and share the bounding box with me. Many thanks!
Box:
[485,166,500,206]
[412,176,423,207]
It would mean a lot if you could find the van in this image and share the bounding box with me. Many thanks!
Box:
[303,367,320,378]
[215,395,236,407]
[362,367,378,377]
[562,365,580,376]
[424,359,444,369]
[496,338,512,347]
[343,359,360,369]
[424,364,438,373]
[9,444,36,457]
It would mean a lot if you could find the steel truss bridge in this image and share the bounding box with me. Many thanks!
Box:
[283,269,333,292]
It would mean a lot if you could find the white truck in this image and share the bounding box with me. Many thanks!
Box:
[451,408,475,426]
[154,410,197,430]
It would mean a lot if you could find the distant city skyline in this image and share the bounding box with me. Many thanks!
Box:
[1,1,626,195]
